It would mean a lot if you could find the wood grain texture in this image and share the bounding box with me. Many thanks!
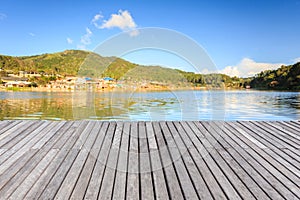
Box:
[0,120,298,200]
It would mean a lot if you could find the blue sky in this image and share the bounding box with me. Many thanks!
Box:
[0,0,300,77]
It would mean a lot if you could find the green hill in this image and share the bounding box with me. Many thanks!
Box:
[2,49,299,90]
[0,50,231,87]
[250,62,300,90]
[0,50,116,76]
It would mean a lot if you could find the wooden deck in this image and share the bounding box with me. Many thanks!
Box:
[0,120,299,199]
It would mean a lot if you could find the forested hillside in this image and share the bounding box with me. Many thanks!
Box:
[250,62,300,90]
[1,50,299,90]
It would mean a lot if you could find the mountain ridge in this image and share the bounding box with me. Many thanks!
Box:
[0,50,300,89]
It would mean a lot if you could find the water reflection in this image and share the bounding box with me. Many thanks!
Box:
[0,90,299,121]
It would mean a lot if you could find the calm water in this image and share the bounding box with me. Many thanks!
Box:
[0,90,299,121]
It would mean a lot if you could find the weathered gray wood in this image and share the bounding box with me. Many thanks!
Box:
[0,120,13,134]
[172,122,213,200]
[0,121,55,174]
[0,121,70,194]
[146,122,169,200]
[8,149,59,199]
[282,148,300,163]
[206,122,269,199]
[0,120,298,200]
[25,121,88,199]
[152,122,185,200]
[234,122,300,186]
[193,121,242,200]
[83,122,114,199]
[239,122,300,174]
[54,121,97,199]
[139,121,155,200]
[238,121,286,149]
[288,121,300,133]
[32,121,67,149]
[165,122,202,199]
[126,121,140,200]
[272,121,300,141]
[0,121,45,150]
[39,121,96,199]
[200,122,256,199]
[69,121,104,200]
[215,121,285,199]
[0,120,22,135]
[180,121,226,199]
[225,122,300,199]
[0,121,74,198]
[0,149,37,190]
[251,121,300,149]
[112,122,130,200]
[0,120,37,148]
[98,121,121,200]
[259,121,300,147]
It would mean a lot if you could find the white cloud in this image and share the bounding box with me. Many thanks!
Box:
[219,66,240,77]
[29,32,35,37]
[67,37,73,44]
[292,57,300,63]
[220,58,285,77]
[96,10,139,36]
[91,13,103,28]
[81,28,92,45]
[77,28,93,50]
[0,13,6,20]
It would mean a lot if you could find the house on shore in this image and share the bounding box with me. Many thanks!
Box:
[1,76,32,87]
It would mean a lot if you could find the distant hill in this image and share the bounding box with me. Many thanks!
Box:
[250,62,300,90]
[0,50,238,87]
[0,50,115,76]
[1,50,299,90]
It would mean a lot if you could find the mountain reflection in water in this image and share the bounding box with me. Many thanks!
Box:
[0,90,299,121]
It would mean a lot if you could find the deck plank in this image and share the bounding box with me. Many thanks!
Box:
[225,122,300,199]
[234,122,300,186]
[0,121,72,198]
[0,121,57,174]
[200,122,256,199]
[39,121,95,199]
[217,122,287,199]
[153,122,185,199]
[0,120,22,136]
[98,121,122,200]
[239,122,300,175]
[54,121,98,199]
[172,122,213,200]
[0,121,45,150]
[126,121,140,200]
[139,121,155,200]
[193,121,242,200]
[146,122,169,200]
[0,120,37,147]
[180,121,226,199]
[0,120,298,200]
[69,121,104,200]
[7,149,59,199]
[251,121,300,149]
[83,122,113,199]
[161,122,199,199]
[112,122,130,200]
[0,121,14,134]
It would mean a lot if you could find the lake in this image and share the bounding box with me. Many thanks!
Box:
[0,90,299,121]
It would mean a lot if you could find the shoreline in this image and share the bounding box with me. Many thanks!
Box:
[1,85,299,93]
[0,85,249,92]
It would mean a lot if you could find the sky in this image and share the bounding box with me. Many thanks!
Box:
[0,0,300,77]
